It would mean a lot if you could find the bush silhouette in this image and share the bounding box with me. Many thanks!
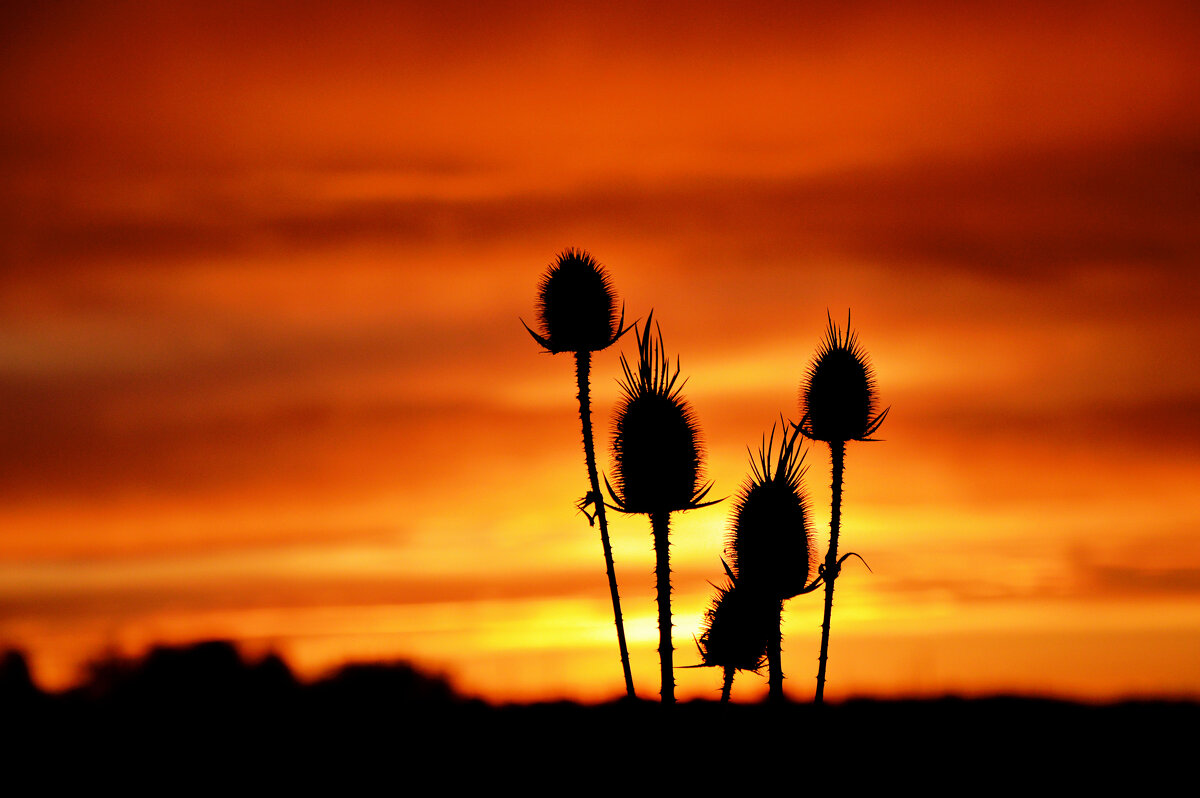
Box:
[0,650,40,713]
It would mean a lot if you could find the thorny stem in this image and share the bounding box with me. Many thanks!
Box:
[721,665,734,703]
[650,511,675,704]
[767,599,784,703]
[814,441,845,704]
[576,351,636,699]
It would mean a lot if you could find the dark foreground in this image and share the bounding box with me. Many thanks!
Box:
[2,642,1194,786]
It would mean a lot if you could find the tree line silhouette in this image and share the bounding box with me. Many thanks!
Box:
[4,639,1192,779]
[0,641,460,715]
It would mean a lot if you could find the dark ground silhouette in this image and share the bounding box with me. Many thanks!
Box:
[1,641,1193,784]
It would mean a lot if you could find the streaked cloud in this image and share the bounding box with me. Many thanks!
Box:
[2,0,1198,700]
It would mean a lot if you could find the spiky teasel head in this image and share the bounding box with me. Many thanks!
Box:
[606,312,715,515]
[728,422,816,601]
[523,248,629,354]
[799,311,889,443]
[696,578,774,672]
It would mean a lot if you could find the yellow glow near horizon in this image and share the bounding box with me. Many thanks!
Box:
[3,1,1200,704]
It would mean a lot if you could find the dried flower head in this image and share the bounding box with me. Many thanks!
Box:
[799,311,889,443]
[696,578,774,673]
[607,313,714,515]
[728,422,816,601]
[523,248,627,354]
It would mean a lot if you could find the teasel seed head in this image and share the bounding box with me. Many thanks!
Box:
[728,422,816,601]
[606,312,715,515]
[799,310,889,443]
[523,248,628,354]
[696,577,774,673]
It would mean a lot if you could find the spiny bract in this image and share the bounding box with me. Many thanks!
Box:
[728,423,815,601]
[607,313,713,515]
[800,311,888,443]
[524,248,624,354]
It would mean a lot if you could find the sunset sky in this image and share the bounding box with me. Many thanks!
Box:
[2,0,1199,703]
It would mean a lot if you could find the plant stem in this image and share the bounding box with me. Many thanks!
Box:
[576,350,636,699]
[721,666,734,703]
[767,599,784,703]
[814,441,845,704]
[650,510,675,704]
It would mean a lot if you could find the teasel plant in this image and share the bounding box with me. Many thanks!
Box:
[726,421,822,702]
[606,312,717,704]
[798,311,888,704]
[522,248,637,698]
[693,564,774,702]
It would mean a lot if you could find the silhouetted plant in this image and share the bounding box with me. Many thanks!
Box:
[607,313,716,703]
[695,570,773,702]
[727,422,817,701]
[523,248,636,698]
[799,311,888,704]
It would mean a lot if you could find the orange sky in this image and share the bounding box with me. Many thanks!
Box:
[2,0,1199,703]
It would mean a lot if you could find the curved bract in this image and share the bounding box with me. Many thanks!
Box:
[800,311,889,443]
[729,423,815,601]
[607,313,714,515]
[523,248,627,354]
